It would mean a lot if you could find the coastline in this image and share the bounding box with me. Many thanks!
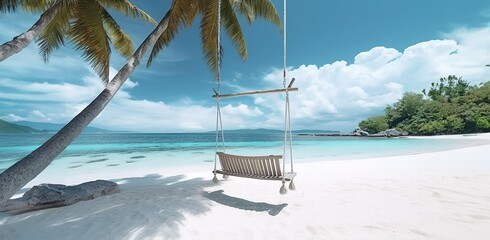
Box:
[1,133,489,239]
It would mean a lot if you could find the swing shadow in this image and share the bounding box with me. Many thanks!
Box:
[202,190,288,216]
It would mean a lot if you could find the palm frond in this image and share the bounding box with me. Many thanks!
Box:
[101,8,134,58]
[236,0,281,28]
[37,2,71,62]
[97,0,157,24]
[146,12,180,67]
[197,0,279,77]
[147,0,198,67]
[21,0,57,12]
[0,0,54,13]
[69,0,111,83]
[232,0,253,24]
[199,0,220,78]
[221,0,246,61]
[0,0,23,12]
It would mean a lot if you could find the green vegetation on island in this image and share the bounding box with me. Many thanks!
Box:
[359,76,490,135]
[0,120,40,133]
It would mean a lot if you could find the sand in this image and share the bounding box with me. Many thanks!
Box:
[1,134,489,240]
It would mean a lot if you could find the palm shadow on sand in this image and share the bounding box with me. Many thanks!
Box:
[0,174,214,240]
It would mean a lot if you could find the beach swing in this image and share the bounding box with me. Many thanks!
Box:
[211,0,297,194]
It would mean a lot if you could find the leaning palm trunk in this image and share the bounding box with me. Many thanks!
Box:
[0,14,171,206]
[0,2,62,62]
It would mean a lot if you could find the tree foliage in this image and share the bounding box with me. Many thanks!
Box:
[147,0,281,79]
[425,75,472,103]
[360,76,490,135]
[0,0,156,82]
[359,115,388,134]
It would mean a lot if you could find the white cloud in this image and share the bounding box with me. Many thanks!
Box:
[29,110,50,121]
[0,66,266,132]
[248,25,490,131]
[222,103,263,117]
[72,20,490,131]
[0,78,99,102]
[95,98,214,132]
[0,66,140,102]
[3,22,490,132]
[354,46,401,68]
[93,97,266,132]
[1,113,24,122]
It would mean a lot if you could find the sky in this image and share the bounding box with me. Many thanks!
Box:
[1,0,490,132]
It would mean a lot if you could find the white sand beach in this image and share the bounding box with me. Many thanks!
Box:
[1,134,490,240]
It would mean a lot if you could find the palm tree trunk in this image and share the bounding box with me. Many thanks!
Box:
[0,2,63,62]
[0,13,171,206]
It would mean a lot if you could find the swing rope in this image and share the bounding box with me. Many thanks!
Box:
[212,0,224,184]
[285,0,294,173]
[212,0,295,193]
[280,0,295,194]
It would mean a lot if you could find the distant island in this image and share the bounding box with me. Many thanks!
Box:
[0,119,41,133]
[208,128,340,134]
[299,128,408,138]
[0,120,110,133]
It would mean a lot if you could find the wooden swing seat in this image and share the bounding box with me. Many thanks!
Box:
[213,152,296,181]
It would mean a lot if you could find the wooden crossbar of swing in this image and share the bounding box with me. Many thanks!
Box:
[213,87,298,99]
[213,152,296,181]
[213,78,297,99]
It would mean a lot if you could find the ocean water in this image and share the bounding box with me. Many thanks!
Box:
[0,132,488,174]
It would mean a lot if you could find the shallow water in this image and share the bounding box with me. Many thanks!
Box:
[1,132,488,173]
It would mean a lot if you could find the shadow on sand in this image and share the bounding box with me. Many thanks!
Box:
[0,174,214,240]
[202,190,288,216]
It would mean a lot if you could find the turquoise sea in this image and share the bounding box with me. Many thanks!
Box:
[1,132,489,174]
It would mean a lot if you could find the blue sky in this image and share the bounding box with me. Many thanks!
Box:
[1,0,490,132]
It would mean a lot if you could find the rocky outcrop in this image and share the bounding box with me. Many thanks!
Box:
[298,128,409,138]
[1,180,120,212]
[370,128,408,137]
[352,127,370,136]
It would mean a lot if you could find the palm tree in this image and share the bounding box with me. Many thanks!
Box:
[147,0,281,76]
[0,0,281,205]
[0,0,155,81]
